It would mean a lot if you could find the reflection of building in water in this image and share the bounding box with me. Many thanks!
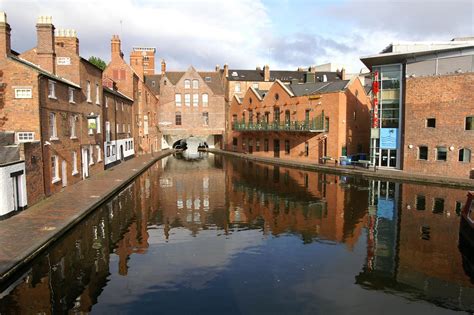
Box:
[357,182,474,312]
[0,175,152,313]
[158,154,227,236]
[225,158,368,246]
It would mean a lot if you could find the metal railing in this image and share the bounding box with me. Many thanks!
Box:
[233,113,328,133]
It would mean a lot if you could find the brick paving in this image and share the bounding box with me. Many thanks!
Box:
[0,150,173,283]
[211,149,474,189]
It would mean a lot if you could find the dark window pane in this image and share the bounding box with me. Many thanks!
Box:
[426,118,436,128]
[433,198,444,214]
[419,146,428,160]
[416,195,426,211]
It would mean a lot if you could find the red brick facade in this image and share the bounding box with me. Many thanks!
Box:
[403,73,474,178]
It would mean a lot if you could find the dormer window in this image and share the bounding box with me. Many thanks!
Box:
[205,77,211,82]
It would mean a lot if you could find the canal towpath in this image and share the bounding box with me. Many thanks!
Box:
[209,149,474,189]
[0,150,174,284]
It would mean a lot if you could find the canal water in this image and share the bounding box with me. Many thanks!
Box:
[0,153,473,314]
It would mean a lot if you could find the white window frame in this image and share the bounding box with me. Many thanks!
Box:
[192,79,199,89]
[193,93,199,107]
[68,87,75,103]
[234,82,241,93]
[185,94,190,107]
[86,80,92,102]
[96,115,101,134]
[144,115,149,135]
[175,94,182,107]
[49,112,58,140]
[95,83,100,105]
[105,121,111,142]
[184,79,191,89]
[202,93,209,107]
[51,155,60,183]
[72,151,78,175]
[122,123,126,134]
[16,132,35,143]
[89,145,94,165]
[128,124,131,133]
[48,80,56,99]
[14,88,32,99]
[70,115,77,139]
[105,96,108,108]
[116,123,120,133]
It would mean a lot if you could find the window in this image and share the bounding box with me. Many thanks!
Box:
[192,79,199,89]
[436,146,447,161]
[252,83,259,89]
[202,112,209,126]
[86,81,91,102]
[89,145,94,165]
[459,148,471,162]
[68,87,75,103]
[455,201,463,216]
[234,82,241,93]
[305,141,309,157]
[128,124,131,133]
[466,117,474,130]
[185,94,190,106]
[433,198,444,214]
[202,93,208,107]
[48,81,56,99]
[49,112,57,139]
[426,118,436,128]
[96,145,102,162]
[72,151,78,175]
[285,140,290,154]
[152,81,156,87]
[122,123,125,133]
[256,139,260,152]
[416,195,426,211]
[95,83,100,104]
[70,115,77,138]
[14,88,32,99]
[205,76,211,82]
[16,132,34,142]
[418,146,428,160]
[96,115,101,133]
[193,94,199,107]
[121,102,124,111]
[184,79,191,89]
[232,137,238,149]
[175,112,182,125]
[51,155,59,183]
[116,123,120,133]
[144,115,149,135]
[175,94,182,107]
[264,139,269,152]
[275,93,279,101]
[105,121,111,142]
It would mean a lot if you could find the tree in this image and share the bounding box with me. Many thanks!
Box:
[88,56,107,71]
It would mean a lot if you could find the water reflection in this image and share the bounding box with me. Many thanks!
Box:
[0,154,473,313]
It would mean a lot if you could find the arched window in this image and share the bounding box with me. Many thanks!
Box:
[192,79,199,89]
[184,79,190,89]
[202,93,209,107]
[459,148,471,162]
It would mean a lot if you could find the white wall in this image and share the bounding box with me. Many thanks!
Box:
[0,162,27,216]
[104,138,135,166]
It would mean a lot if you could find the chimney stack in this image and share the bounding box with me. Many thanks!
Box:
[161,59,166,75]
[36,16,56,74]
[111,35,123,60]
[305,72,315,83]
[223,63,229,78]
[0,12,11,58]
[215,64,220,72]
[340,67,346,80]
[263,64,270,81]
[55,28,79,55]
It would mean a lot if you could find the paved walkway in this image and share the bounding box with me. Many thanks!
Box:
[210,149,474,189]
[0,150,174,284]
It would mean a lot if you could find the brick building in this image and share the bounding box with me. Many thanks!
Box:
[361,39,474,178]
[102,79,135,168]
[220,64,347,149]
[145,61,225,149]
[103,37,161,155]
[228,77,371,163]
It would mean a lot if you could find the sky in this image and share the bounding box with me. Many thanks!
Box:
[1,0,473,73]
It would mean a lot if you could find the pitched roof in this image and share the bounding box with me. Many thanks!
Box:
[226,69,341,82]
[288,80,350,96]
[144,71,224,95]
[9,55,81,88]
[103,86,134,102]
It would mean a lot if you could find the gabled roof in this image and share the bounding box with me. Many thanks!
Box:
[289,80,350,97]
[9,55,81,88]
[144,74,161,95]
[144,70,224,95]
[226,69,342,82]
[103,86,134,102]
[232,94,241,104]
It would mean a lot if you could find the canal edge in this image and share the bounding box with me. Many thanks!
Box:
[0,150,175,285]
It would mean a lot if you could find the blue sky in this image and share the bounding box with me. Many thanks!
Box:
[1,0,473,72]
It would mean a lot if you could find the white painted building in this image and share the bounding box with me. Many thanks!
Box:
[0,160,27,216]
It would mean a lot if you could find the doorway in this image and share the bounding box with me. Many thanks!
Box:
[273,139,280,158]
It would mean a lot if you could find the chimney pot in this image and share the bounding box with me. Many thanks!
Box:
[224,63,229,78]
[36,15,56,73]
[263,64,270,81]
[0,12,11,57]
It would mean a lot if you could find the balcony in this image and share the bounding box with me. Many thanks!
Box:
[233,114,328,133]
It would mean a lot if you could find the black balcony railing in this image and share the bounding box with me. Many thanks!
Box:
[233,112,328,133]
